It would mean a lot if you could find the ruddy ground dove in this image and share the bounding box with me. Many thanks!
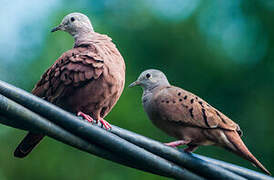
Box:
[14,13,125,158]
[129,69,270,175]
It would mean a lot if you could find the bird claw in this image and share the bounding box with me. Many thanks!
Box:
[77,112,111,130]
[77,112,95,123]
[97,118,112,130]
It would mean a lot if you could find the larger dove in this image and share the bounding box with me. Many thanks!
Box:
[129,69,270,175]
[14,13,125,158]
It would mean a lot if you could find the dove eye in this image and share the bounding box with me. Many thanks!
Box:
[146,73,151,79]
[70,17,75,22]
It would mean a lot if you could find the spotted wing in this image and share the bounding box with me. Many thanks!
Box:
[152,86,242,135]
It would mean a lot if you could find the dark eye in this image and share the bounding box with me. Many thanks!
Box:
[70,17,75,22]
[146,73,151,79]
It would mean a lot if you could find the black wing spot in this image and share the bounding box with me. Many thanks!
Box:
[198,101,204,108]
[166,101,169,104]
[178,92,181,96]
[202,108,210,127]
[215,110,226,124]
[179,99,182,102]
[189,108,194,118]
[184,95,187,100]
[190,98,194,104]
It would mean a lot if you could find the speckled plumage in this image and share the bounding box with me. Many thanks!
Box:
[14,13,125,158]
[145,86,242,142]
[130,69,270,175]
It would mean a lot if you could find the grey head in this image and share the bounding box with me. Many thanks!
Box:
[129,69,170,91]
[51,12,94,38]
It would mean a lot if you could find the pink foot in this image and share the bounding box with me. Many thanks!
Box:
[164,140,191,148]
[97,118,112,130]
[77,112,94,123]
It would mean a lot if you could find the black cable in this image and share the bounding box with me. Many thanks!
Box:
[0,80,272,179]
[0,84,203,180]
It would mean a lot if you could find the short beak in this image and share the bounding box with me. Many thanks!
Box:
[51,25,62,32]
[128,81,140,88]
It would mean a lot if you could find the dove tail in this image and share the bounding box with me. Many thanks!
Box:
[14,132,44,158]
[224,131,271,175]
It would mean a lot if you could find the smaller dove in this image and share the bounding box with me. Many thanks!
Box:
[129,69,270,175]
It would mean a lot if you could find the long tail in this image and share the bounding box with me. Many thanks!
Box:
[14,132,44,158]
[224,130,271,175]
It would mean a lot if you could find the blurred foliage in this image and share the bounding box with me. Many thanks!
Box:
[0,0,274,179]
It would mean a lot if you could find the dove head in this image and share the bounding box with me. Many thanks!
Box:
[51,12,94,37]
[129,69,170,91]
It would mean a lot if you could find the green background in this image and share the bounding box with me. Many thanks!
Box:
[0,0,273,179]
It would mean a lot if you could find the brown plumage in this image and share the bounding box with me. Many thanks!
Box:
[129,69,270,175]
[14,13,125,158]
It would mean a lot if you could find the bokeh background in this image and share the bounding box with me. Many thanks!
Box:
[0,0,274,179]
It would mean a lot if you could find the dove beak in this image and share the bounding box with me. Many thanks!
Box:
[128,81,140,88]
[51,25,63,32]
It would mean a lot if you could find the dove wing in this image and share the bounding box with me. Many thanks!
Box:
[32,44,104,104]
[152,86,242,135]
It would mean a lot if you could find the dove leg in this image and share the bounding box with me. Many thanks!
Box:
[184,145,198,153]
[77,112,95,123]
[164,140,191,147]
[97,118,112,130]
